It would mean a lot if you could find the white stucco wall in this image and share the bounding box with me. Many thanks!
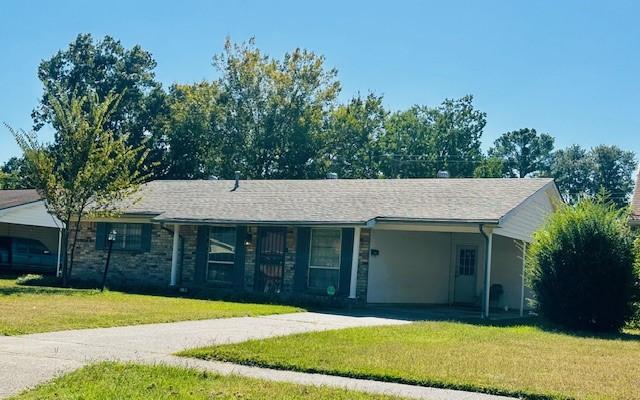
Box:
[489,234,532,310]
[367,230,451,304]
[366,229,530,310]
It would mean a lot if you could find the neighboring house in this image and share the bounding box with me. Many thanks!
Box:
[630,172,640,227]
[0,189,63,274]
[72,178,561,317]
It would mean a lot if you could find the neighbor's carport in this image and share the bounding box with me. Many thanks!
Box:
[0,190,64,274]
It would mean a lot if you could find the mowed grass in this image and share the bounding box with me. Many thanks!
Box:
[0,276,300,335]
[182,321,640,400]
[11,362,403,400]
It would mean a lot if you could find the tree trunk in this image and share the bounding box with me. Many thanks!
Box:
[66,217,83,282]
[60,214,72,287]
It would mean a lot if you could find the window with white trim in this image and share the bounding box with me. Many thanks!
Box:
[109,223,143,251]
[207,227,236,284]
[308,228,341,291]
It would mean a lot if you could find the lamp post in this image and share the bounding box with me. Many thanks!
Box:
[100,230,117,292]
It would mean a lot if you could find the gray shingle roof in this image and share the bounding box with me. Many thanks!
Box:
[0,189,41,210]
[121,178,555,225]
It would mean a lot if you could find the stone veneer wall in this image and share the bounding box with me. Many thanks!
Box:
[72,222,371,302]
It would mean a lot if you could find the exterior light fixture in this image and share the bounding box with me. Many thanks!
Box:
[101,230,117,292]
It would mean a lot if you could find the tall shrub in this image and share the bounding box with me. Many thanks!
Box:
[528,198,636,332]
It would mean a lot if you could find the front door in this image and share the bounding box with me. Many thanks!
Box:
[454,246,477,304]
[254,227,287,294]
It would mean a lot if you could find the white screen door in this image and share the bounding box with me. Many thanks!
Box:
[454,246,477,304]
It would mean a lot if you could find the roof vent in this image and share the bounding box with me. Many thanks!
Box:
[326,172,338,179]
[436,170,450,179]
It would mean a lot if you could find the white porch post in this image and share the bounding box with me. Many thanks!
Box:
[56,227,63,277]
[520,241,527,317]
[349,227,361,299]
[170,224,181,287]
[483,231,493,318]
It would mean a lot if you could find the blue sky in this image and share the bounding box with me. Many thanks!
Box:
[1,0,638,163]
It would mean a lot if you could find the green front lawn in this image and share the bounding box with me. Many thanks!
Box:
[11,362,402,400]
[0,276,300,335]
[181,321,640,400]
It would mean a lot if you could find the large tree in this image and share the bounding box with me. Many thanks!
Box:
[32,33,166,176]
[550,145,594,203]
[489,128,554,178]
[380,95,486,178]
[551,144,636,207]
[589,145,636,207]
[319,93,386,178]
[8,92,148,285]
[0,156,33,189]
[211,38,340,179]
[161,82,222,179]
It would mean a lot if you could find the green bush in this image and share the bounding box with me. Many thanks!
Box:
[528,198,637,332]
[15,274,60,287]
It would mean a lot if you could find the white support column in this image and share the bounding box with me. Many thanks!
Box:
[483,231,493,318]
[349,227,361,299]
[56,227,63,278]
[170,224,181,287]
[520,241,527,317]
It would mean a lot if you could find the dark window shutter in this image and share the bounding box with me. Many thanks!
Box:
[294,227,311,292]
[234,226,247,290]
[141,224,152,252]
[339,228,355,296]
[95,222,108,250]
[195,226,209,284]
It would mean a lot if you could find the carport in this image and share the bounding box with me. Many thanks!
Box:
[0,190,64,274]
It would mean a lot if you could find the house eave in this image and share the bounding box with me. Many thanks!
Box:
[152,216,369,227]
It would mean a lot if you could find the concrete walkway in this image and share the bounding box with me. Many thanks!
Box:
[0,312,513,400]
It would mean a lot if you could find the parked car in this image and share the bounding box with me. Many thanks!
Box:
[0,236,57,274]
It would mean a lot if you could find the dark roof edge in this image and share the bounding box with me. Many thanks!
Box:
[372,217,500,225]
[152,217,370,226]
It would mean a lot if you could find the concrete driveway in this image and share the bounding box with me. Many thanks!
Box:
[0,311,512,400]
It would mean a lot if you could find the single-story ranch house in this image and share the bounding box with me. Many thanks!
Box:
[72,177,561,317]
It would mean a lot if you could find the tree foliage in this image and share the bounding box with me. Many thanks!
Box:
[550,144,636,206]
[589,145,637,208]
[162,82,222,179]
[319,93,386,178]
[211,38,340,179]
[0,157,34,189]
[473,156,505,178]
[5,34,637,209]
[527,198,637,332]
[8,92,148,285]
[380,96,486,178]
[32,33,166,176]
[489,128,554,178]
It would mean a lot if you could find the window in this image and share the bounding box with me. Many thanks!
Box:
[308,228,341,292]
[207,227,236,284]
[109,223,144,251]
[458,247,477,276]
